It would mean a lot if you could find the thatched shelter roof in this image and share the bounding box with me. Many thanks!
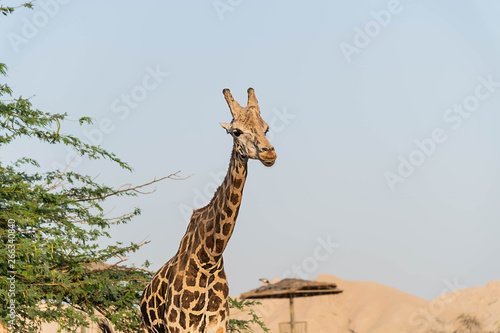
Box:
[241,278,342,299]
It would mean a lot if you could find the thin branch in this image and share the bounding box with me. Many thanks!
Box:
[49,153,79,190]
[0,1,36,12]
[74,171,188,202]
[30,283,70,289]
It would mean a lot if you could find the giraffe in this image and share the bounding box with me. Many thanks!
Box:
[99,88,276,333]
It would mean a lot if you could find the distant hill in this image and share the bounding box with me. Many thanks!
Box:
[231,274,500,333]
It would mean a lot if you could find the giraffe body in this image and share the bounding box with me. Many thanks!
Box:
[138,88,276,333]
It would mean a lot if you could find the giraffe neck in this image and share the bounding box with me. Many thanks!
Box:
[208,144,247,256]
[184,144,248,266]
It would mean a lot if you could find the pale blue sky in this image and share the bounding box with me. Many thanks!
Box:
[1,0,500,300]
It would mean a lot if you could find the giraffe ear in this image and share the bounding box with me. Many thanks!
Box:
[220,122,231,133]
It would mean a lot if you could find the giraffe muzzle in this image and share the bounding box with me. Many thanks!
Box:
[258,147,276,167]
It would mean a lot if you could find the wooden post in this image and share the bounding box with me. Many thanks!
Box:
[289,297,295,333]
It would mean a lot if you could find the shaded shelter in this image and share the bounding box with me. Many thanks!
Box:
[241,278,343,333]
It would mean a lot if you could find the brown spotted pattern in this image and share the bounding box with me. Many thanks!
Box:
[137,88,276,333]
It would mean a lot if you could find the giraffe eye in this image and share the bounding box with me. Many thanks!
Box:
[265,127,269,135]
[233,129,243,137]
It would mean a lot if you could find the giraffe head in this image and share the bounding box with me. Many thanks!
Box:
[220,88,277,167]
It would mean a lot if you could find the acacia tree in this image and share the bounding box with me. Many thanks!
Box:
[0,62,185,332]
[0,8,161,332]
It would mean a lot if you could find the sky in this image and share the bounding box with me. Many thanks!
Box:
[1,0,500,301]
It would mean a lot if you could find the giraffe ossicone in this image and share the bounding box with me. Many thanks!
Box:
[100,88,276,333]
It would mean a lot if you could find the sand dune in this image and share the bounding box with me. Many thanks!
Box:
[231,274,500,333]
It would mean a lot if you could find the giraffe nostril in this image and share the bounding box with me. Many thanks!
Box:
[260,146,275,153]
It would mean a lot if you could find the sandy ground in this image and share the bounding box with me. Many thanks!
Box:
[231,274,500,333]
